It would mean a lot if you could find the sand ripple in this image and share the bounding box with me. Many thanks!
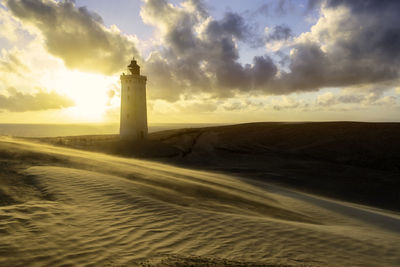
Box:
[0,138,399,266]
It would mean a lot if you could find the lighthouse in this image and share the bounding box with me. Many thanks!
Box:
[120,58,148,141]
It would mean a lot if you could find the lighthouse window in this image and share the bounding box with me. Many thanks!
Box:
[127,114,129,119]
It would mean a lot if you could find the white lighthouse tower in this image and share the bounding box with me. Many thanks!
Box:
[120,58,148,141]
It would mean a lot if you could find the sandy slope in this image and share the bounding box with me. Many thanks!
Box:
[0,137,399,266]
[34,122,400,211]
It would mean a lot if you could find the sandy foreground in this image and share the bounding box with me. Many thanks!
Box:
[0,137,399,266]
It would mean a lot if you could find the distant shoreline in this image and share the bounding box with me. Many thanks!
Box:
[0,122,226,138]
[2,121,399,138]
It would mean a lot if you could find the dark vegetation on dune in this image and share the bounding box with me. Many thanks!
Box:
[29,122,400,211]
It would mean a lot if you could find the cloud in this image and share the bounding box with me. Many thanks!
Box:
[272,96,308,111]
[0,7,27,42]
[140,0,278,101]
[0,49,29,74]
[222,101,246,111]
[266,25,292,42]
[222,99,264,111]
[316,87,398,107]
[264,24,293,51]
[144,0,400,101]
[316,92,336,106]
[179,101,218,113]
[4,0,400,108]
[280,0,400,93]
[140,0,400,102]
[5,0,138,75]
[0,87,74,112]
[375,95,397,107]
[206,12,250,41]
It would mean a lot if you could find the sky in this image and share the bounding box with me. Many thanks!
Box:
[0,0,399,124]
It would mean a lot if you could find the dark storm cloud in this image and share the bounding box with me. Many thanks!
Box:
[142,0,400,101]
[326,0,400,13]
[141,0,278,100]
[0,88,74,112]
[250,56,277,88]
[324,0,400,64]
[266,25,292,42]
[5,0,138,75]
[271,0,400,94]
[206,12,250,41]
[6,0,400,102]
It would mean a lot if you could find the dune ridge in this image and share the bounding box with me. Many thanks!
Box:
[0,137,399,266]
[31,122,400,211]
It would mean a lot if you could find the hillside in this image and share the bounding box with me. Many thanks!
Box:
[30,122,400,211]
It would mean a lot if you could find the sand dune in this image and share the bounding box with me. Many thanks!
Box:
[34,122,400,211]
[0,137,399,266]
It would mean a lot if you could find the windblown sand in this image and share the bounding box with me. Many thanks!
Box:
[0,137,399,266]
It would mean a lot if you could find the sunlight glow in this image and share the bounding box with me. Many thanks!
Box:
[41,70,120,122]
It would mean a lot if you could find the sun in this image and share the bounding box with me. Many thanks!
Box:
[41,70,120,122]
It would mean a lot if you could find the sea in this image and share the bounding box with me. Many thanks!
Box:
[0,123,222,138]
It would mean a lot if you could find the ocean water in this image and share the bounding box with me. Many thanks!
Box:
[0,123,221,137]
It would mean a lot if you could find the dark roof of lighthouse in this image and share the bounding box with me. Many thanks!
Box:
[128,58,138,68]
[128,58,140,75]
